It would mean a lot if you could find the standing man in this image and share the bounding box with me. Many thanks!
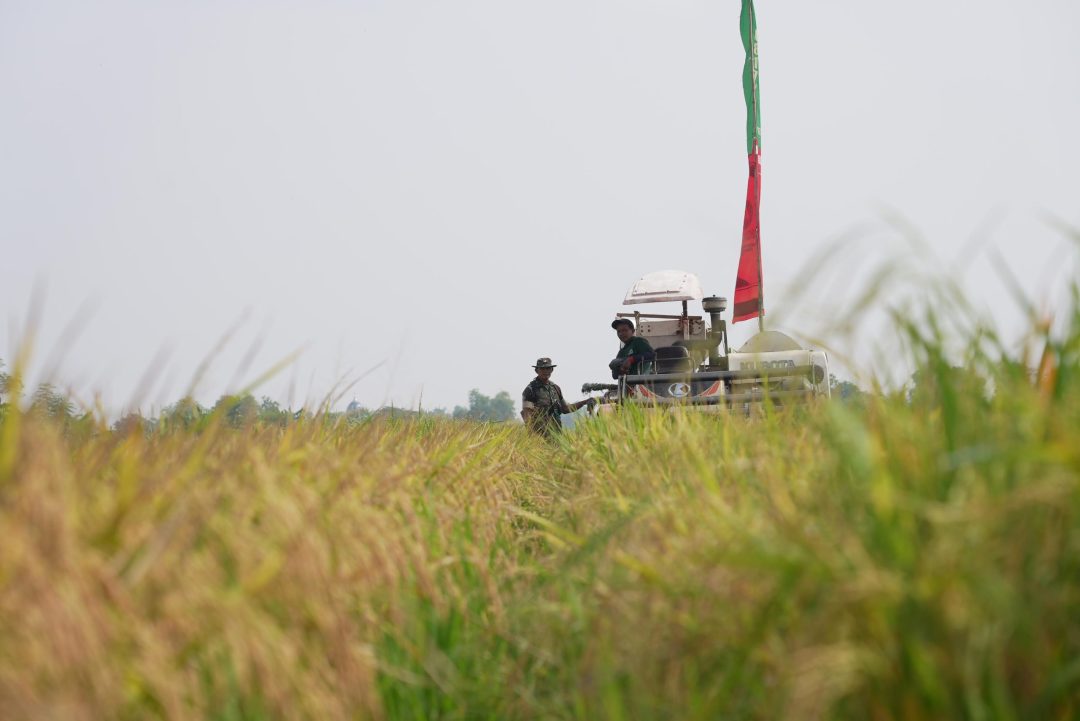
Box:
[609,319,655,378]
[521,357,595,436]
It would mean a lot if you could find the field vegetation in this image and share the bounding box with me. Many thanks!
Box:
[1,277,1078,719]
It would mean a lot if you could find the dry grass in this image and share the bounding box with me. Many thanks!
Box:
[1,287,1078,719]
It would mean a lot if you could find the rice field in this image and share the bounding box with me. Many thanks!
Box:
[1,286,1078,720]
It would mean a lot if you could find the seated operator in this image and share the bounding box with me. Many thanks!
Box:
[608,318,655,379]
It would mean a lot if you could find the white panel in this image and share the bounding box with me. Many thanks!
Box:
[623,270,704,305]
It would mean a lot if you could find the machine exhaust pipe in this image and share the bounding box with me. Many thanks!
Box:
[702,296,728,366]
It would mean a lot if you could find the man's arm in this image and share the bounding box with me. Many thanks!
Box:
[618,337,656,373]
[521,387,537,424]
[556,385,572,415]
[557,385,595,413]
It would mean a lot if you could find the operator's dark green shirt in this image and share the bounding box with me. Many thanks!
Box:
[522,378,570,435]
[616,336,655,374]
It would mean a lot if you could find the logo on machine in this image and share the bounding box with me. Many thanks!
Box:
[667,382,691,398]
[741,359,796,370]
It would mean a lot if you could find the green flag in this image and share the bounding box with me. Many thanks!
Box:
[733,0,764,325]
[741,0,761,155]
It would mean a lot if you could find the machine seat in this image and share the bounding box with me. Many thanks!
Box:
[653,345,693,374]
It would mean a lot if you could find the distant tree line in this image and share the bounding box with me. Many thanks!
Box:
[344,389,517,423]
[829,374,865,403]
[1,355,994,434]
[0,360,518,434]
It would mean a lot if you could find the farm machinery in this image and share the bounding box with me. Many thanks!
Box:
[582,270,830,411]
[577,3,830,412]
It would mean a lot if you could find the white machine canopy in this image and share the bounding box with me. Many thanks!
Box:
[622,270,704,305]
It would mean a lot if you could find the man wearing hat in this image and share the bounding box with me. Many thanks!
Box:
[609,318,655,378]
[521,357,595,436]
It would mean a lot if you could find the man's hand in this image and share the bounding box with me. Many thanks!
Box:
[619,356,633,373]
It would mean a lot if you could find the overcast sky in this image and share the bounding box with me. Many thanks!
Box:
[2,0,1078,415]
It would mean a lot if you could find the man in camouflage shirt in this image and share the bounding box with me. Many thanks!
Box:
[521,357,595,436]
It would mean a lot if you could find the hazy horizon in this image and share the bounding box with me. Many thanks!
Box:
[3,0,1078,416]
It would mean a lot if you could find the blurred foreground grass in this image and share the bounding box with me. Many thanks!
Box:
[1,289,1079,720]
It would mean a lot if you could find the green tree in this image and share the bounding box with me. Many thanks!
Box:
[212,393,258,429]
[452,389,516,422]
[257,396,291,427]
[829,374,865,403]
[160,397,208,431]
[112,411,152,436]
[30,383,75,422]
